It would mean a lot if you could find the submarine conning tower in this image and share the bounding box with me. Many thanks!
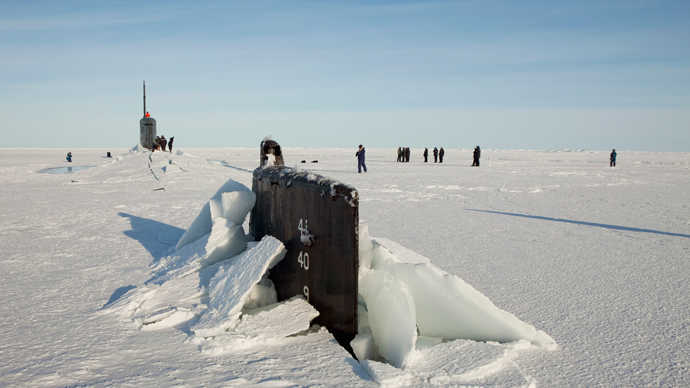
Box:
[250,139,359,355]
[139,80,157,150]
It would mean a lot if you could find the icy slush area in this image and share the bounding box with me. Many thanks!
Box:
[0,147,688,386]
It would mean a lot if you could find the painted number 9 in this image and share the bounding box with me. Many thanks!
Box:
[303,286,310,302]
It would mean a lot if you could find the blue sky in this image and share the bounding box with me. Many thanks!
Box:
[1,0,688,151]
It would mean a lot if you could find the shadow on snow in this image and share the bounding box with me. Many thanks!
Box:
[102,213,186,309]
[101,285,137,309]
[469,209,690,239]
[118,212,185,262]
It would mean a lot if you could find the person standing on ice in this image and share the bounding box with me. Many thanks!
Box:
[439,147,445,163]
[168,136,174,153]
[472,146,481,166]
[356,144,367,173]
[423,147,428,162]
[159,136,167,153]
[433,147,438,163]
[397,147,402,162]
[610,149,617,167]
[66,152,72,162]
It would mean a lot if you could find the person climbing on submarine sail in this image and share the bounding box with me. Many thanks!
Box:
[356,144,367,173]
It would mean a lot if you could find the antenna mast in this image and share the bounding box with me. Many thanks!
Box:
[143,81,146,118]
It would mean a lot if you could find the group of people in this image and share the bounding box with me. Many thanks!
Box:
[359,146,475,170]
[153,135,174,153]
[425,147,445,163]
[360,145,454,171]
[357,145,622,172]
[419,147,447,163]
[397,147,412,162]
[422,147,446,163]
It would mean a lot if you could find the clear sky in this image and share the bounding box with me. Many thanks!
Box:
[1,0,688,151]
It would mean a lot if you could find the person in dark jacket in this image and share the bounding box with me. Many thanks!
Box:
[472,146,481,166]
[405,147,410,162]
[66,152,72,162]
[260,139,285,166]
[159,136,167,153]
[433,147,438,163]
[610,149,617,167]
[423,148,428,162]
[168,136,174,153]
[439,147,445,163]
[356,144,367,173]
[397,147,402,162]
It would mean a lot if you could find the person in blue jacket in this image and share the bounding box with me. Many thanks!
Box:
[610,149,617,167]
[356,144,367,173]
[66,152,72,162]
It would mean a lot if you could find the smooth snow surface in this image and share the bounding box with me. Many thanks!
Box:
[1,147,688,387]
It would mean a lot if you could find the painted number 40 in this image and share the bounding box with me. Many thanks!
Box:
[298,251,309,270]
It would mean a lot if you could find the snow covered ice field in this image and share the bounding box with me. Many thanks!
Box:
[0,146,688,387]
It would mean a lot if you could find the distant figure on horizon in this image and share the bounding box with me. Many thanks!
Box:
[66,152,72,163]
[356,144,367,173]
[439,147,445,163]
[168,136,174,153]
[610,149,617,167]
[106,152,112,158]
[433,147,438,163]
[404,147,410,163]
[423,147,428,163]
[472,146,481,166]
[397,147,402,162]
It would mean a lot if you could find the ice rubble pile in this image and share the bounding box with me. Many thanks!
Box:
[109,177,320,344]
[111,175,554,370]
[354,226,555,368]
